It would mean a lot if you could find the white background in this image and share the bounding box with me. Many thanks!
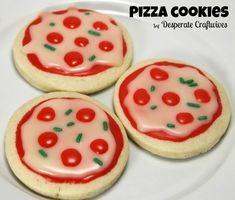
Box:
[0,0,234,199]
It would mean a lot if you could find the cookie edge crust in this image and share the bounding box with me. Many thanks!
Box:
[5,92,129,199]
[13,12,133,94]
[113,58,231,159]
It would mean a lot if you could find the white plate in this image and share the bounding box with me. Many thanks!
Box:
[0,0,234,199]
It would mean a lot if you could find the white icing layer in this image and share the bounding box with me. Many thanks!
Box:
[21,98,116,178]
[124,64,219,137]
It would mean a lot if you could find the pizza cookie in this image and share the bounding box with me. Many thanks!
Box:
[114,59,231,159]
[5,92,128,199]
[13,7,132,93]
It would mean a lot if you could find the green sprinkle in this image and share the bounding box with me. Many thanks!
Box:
[185,79,194,84]
[38,149,48,158]
[67,121,75,127]
[44,44,56,51]
[88,30,101,36]
[53,127,63,132]
[150,85,156,92]
[88,55,96,62]
[64,109,73,116]
[189,83,198,87]
[103,121,108,131]
[93,158,103,166]
[179,77,185,84]
[167,123,175,128]
[150,105,157,110]
[198,116,208,121]
[84,12,90,15]
[179,77,198,87]
[187,102,200,108]
[49,22,55,27]
[76,133,83,143]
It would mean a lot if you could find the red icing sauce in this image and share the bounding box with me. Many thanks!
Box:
[119,61,222,142]
[16,98,124,183]
[22,9,128,77]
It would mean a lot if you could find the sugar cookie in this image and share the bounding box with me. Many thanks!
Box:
[114,59,231,159]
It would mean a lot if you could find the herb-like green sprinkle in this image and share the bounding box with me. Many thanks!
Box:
[103,121,108,131]
[76,133,83,143]
[53,127,63,132]
[88,55,96,61]
[38,149,48,158]
[88,30,101,36]
[179,77,198,87]
[44,44,56,51]
[167,123,175,128]
[64,109,73,116]
[150,105,157,110]
[67,121,75,127]
[179,77,185,84]
[197,116,208,121]
[84,12,90,15]
[93,158,103,166]
[185,79,194,84]
[187,102,200,108]
[189,83,198,87]
[49,22,55,27]
[150,85,156,92]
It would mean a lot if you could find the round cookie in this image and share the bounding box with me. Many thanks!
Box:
[114,59,231,159]
[5,92,128,199]
[13,7,133,94]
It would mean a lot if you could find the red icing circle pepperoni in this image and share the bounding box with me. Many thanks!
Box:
[99,41,114,52]
[76,108,96,122]
[150,68,169,81]
[194,89,211,103]
[93,21,108,31]
[110,19,117,25]
[133,88,150,105]
[38,131,58,148]
[90,139,109,154]
[74,37,89,47]
[176,112,194,124]
[162,92,180,106]
[46,32,63,44]
[63,16,81,29]
[37,107,55,121]
[61,148,82,167]
[64,51,83,67]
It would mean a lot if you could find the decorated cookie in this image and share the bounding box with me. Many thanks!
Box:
[114,59,231,159]
[5,92,128,199]
[13,7,132,93]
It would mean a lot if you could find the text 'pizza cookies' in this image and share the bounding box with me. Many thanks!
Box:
[114,59,231,159]
[5,92,128,199]
[13,7,133,93]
